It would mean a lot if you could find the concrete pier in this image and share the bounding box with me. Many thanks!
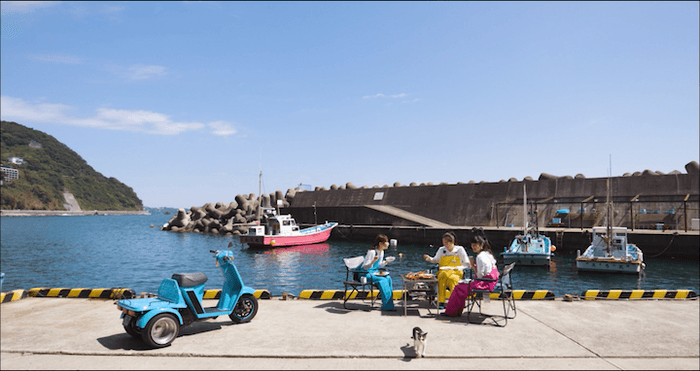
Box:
[1,297,698,369]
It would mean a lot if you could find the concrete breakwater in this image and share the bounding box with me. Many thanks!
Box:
[160,161,698,258]
[160,191,293,234]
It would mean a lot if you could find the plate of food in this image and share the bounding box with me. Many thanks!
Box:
[405,271,435,280]
[374,271,390,277]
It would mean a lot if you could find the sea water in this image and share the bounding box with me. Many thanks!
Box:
[1,213,698,296]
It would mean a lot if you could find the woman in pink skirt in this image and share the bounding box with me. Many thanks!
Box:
[443,228,499,316]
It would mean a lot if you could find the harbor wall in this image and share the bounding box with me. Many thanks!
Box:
[289,173,698,229]
[284,171,699,259]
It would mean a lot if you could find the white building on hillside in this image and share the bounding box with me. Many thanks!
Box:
[1,166,19,181]
[8,157,26,165]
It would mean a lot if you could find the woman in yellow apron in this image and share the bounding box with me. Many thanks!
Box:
[423,232,471,308]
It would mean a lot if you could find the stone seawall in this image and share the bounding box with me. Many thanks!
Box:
[283,169,699,259]
[288,172,699,231]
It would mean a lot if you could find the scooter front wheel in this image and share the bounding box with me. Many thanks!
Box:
[143,313,179,348]
[230,294,258,324]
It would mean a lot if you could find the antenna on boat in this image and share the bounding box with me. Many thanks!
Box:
[606,155,613,255]
[257,170,263,222]
[523,184,528,234]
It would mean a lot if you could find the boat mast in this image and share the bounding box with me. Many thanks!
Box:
[523,184,528,234]
[257,170,262,222]
[606,157,612,256]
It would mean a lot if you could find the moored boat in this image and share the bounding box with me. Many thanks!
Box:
[576,226,644,274]
[501,185,554,267]
[238,207,337,248]
[575,169,645,274]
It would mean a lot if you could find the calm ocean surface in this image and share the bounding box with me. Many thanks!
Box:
[1,213,698,296]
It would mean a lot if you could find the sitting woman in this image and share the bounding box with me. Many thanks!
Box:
[443,228,499,316]
[359,234,396,311]
[423,232,470,308]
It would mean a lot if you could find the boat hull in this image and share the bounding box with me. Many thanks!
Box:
[502,253,551,267]
[575,258,642,274]
[239,223,337,247]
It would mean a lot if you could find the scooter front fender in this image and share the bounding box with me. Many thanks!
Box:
[135,308,183,329]
[240,286,256,296]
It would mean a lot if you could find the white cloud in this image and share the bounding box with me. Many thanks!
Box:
[61,2,124,20]
[29,54,82,64]
[151,121,205,135]
[0,1,58,15]
[126,65,167,80]
[362,93,408,99]
[1,96,74,123]
[208,121,237,136]
[99,4,124,15]
[0,96,234,136]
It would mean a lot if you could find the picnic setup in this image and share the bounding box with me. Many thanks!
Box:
[341,231,518,327]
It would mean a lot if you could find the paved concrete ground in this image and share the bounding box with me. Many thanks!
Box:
[1,297,698,370]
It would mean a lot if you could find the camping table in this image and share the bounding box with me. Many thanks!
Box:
[400,274,439,316]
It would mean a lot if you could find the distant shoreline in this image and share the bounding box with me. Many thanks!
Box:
[0,210,150,217]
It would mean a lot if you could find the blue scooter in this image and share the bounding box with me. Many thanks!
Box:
[117,248,258,348]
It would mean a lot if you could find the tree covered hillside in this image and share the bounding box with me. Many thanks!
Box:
[1,121,143,211]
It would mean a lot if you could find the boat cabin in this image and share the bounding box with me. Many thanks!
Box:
[247,208,301,236]
[587,226,633,259]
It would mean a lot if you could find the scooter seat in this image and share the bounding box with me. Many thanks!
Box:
[172,272,208,288]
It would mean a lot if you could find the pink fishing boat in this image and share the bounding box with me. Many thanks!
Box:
[238,208,337,248]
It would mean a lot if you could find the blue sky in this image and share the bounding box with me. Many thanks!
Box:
[1,2,698,208]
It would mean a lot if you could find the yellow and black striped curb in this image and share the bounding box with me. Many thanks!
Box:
[298,289,556,300]
[25,287,136,299]
[1,290,28,303]
[2,288,271,303]
[203,289,272,300]
[2,288,134,303]
[581,289,698,300]
[298,289,404,300]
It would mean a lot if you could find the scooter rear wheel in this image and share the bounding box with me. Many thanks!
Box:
[230,294,258,323]
[123,316,141,340]
[143,313,179,348]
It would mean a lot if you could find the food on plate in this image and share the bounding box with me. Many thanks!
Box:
[404,271,435,280]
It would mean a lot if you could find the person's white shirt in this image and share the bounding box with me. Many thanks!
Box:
[475,251,497,278]
[425,245,470,270]
[362,249,386,270]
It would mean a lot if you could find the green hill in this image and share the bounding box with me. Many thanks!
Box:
[1,121,143,211]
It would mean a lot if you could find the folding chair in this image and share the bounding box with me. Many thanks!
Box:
[465,262,517,327]
[342,256,379,310]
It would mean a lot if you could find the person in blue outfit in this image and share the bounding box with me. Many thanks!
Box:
[359,234,396,311]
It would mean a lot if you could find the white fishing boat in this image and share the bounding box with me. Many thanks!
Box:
[576,226,644,274]
[502,185,554,267]
[576,169,645,274]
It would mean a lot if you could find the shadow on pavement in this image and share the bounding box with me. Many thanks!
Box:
[400,342,418,361]
[96,333,153,351]
[97,321,236,350]
[313,301,372,313]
